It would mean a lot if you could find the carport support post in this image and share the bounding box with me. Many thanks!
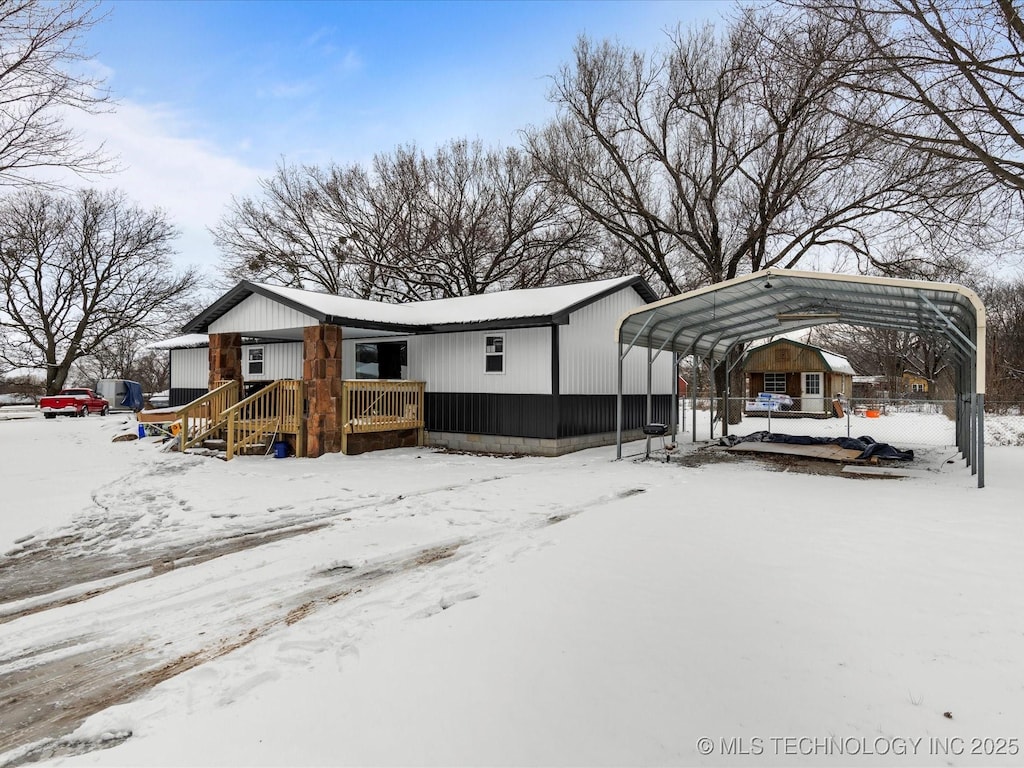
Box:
[645,341,653,459]
[615,342,623,459]
[708,358,716,440]
[976,393,985,488]
[669,352,678,441]
[691,356,698,443]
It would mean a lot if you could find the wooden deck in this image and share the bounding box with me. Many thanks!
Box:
[147,379,426,459]
[136,407,183,424]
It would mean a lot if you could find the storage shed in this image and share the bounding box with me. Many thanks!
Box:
[742,339,856,417]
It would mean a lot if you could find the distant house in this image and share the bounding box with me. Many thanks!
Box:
[902,372,929,395]
[742,339,856,417]
[153,276,675,457]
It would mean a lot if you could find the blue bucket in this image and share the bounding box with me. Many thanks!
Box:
[273,441,288,459]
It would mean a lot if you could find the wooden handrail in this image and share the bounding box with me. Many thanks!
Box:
[179,380,240,451]
[222,379,304,460]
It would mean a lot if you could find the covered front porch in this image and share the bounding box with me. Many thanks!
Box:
[161,373,425,461]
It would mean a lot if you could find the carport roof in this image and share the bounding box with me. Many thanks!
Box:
[616,268,986,392]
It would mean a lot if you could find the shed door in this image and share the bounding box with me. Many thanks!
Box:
[802,372,824,413]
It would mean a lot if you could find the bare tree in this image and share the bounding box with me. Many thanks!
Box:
[790,0,1024,196]
[71,332,172,393]
[0,188,197,394]
[975,274,1024,403]
[215,140,601,300]
[0,0,111,187]
[525,11,993,296]
[214,161,361,295]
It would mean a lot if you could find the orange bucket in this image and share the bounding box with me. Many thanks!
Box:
[865,409,880,418]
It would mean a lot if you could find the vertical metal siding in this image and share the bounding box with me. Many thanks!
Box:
[209,293,318,335]
[170,347,209,389]
[242,342,303,381]
[170,343,303,389]
[414,327,551,394]
[560,289,673,395]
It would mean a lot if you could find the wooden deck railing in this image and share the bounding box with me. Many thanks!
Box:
[179,380,239,451]
[222,379,305,461]
[341,380,425,450]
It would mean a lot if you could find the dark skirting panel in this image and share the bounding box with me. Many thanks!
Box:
[425,393,558,439]
[170,388,208,407]
[424,393,675,439]
[557,394,674,438]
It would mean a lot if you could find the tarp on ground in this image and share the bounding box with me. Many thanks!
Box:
[720,431,914,461]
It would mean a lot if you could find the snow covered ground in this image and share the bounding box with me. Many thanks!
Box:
[1,409,1022,766]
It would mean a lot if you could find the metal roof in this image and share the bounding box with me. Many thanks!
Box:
[182,276,658,335]
[616,268,986,393]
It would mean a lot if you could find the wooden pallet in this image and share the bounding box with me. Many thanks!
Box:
[841,465,929,479]
[726,441,868,463]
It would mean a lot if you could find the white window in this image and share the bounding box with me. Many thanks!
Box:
[485,335,504,374]
[804,373,821,395]
[247,346,264,376]
[911,382,925,393]
[763,372,786,392]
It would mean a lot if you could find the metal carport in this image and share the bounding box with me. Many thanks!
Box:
[614,268,987,487]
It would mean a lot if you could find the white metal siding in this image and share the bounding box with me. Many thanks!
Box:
[413,327,551,394]
[560,289,673,395]
[209,293,319,335]
[170,343,303,388]
[243,342,303,381]
[170,347,209,389]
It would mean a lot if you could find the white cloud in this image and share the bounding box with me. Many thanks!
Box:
[340,49,362,72]
[60,101,270,277]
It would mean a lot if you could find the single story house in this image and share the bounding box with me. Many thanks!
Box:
[153,276,675,457]
[902,372,929,395]
[742,339,856,417]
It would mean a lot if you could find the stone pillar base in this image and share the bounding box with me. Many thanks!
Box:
[303,324,343,457]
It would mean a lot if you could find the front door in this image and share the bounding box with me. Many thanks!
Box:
[802,372,824,413]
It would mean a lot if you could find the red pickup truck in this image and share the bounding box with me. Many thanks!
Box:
[39,388,110,419]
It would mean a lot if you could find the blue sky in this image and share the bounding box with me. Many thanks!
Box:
[74,1,723,276]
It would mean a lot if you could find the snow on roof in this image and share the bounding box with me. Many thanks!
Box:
[146,334,210,350]
[746,338,857,375]
[252,284,414,326]
[254,276,641,326]
[182,275,653,335]
[819,350,857,375]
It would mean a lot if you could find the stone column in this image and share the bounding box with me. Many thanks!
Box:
[208,332,243,391]
[303,324,343,457]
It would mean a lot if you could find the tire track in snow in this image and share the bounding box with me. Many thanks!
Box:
[0,472,514,615]
[0,541,464,766]
[0,457,652,765]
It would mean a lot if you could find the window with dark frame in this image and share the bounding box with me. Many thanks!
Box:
[247,346,264,376]
[763,372,786,393]
[485,335,504,374]
[355,341,407,379]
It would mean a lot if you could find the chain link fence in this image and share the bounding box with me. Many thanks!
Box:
[675,397,1024,449]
